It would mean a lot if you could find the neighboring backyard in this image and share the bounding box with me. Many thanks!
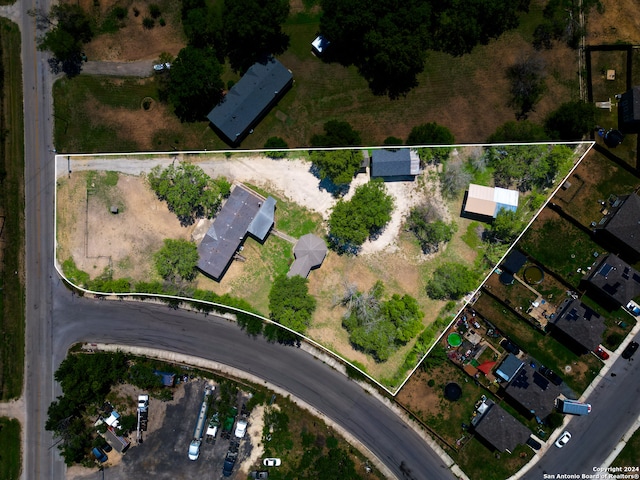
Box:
[52,0,580,152]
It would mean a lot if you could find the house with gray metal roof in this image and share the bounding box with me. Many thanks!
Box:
[207,58,293,145]
[370,148,420,180]
[197,184,276,280]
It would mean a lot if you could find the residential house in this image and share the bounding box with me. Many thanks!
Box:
[495,354,524,383]
[473,400,532,453]
[503,362,562,419]
[584,253,640,309]
[198,184,276,281]
[370,148,420,180]
[207,58,293,145]
[618,86,640,134]
[550,299,606,354]
[595,193,640,262]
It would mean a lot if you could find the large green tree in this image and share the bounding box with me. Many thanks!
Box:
[38,4,94,76]
[310,120,362,147]
[147,163,230,223]
[406,122,455,164]
[426,262,478,300]
[310,150,363,186]
[407,206,457,254]
[154,238,200,282]
[223,0,290,72]
[507,56,546,119]
[268,275,317,334]
[319,0,529,96]
[167,46,224,122]
[544,101,598,140]
[487,209,524,244]
[328,180,394,253]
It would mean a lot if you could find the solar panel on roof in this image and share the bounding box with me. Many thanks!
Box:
[598,263,614,277]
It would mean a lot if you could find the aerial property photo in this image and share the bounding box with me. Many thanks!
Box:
[3,0,640,480]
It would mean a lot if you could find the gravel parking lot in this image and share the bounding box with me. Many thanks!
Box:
[70,379,257,480]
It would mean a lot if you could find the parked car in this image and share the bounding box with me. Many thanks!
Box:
[251,471,269,479]
[526,437,541,451]
[539,366,563,386]
[153,63,171,72]
[100,441,112,453]
[555,431,572,448]
[263,458,281,467]
[500,339,520,355]
[621,341,639,360]
[594,346,610,360]
[92,447,108,463]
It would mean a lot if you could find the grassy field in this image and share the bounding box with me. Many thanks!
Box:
[519,208,607,289]
[52,0,579,152]
[473,293,602,393]
[0,18,25,401]
[0,417,21,480]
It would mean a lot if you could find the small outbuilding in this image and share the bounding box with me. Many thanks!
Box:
[287,234,328,278]
[463,184,519,219]
[311,35,330,56]
[370,148,420,180]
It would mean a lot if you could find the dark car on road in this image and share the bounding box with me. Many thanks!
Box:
[539,366,563,386]
[500,339,520,355]
[622,341,639,359]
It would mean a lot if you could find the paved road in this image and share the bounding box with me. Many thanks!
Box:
[523,332,640,479]
[54,294,456,480]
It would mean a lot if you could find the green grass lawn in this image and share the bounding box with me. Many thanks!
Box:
[519,208,606,289]
[611,426,640,469]
[0,417,20,480]
[473,293,601,393]
[0,18,25,401]
[554,149,640,227]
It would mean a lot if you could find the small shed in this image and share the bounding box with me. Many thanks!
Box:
[463,184,519,219]
[311,35,331,56]
[287,234,328,278]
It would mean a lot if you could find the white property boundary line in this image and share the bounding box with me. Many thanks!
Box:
[54,141,595,398]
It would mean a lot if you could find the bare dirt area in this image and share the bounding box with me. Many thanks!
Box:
[586,0,640,45]
[57,171,193,281]
[79,0,185,62]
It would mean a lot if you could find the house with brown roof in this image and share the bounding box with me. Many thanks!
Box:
[595,193,640,262]
[473,400,531,453]
[583,253,640,310]
[550,298,606,354]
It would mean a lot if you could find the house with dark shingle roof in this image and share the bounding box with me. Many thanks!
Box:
[550,298,606,354]
[207,58,293,145]
[584,253,640,309]
[197,184,276,281]
[370,148,420,180]
[618,86,640,134]
[473,400,531,453]
[595,193,640,262]
[503,362,562,419]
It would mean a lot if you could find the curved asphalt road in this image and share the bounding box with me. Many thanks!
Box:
[54,294,456,480]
